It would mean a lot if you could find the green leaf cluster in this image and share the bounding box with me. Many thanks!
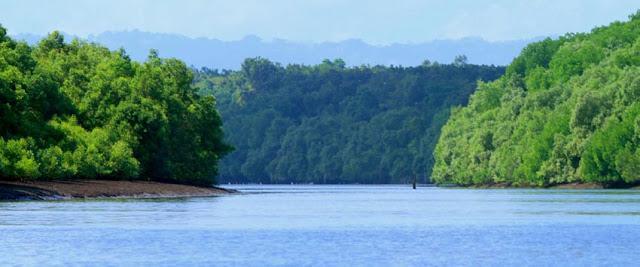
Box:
[433,11,640,187]
[0,27,232,185]
[195,59,504,183]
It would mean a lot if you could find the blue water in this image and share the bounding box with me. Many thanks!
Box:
[2,185,640,266]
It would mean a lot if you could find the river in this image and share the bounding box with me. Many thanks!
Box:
[1,185,640,266]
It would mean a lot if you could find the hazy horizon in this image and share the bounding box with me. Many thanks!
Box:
[1,0,638,45]
[9,29,540,69]
[11,29,543,47]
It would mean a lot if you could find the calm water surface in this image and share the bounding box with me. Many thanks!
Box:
[2,185,640,266]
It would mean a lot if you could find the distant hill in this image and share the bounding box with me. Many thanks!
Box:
[12,31,542,69]
[195,58,505,184]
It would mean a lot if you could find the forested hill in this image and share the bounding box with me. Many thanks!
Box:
[0,27,232,186]
[195,58,504,184]
[433,11,640,188]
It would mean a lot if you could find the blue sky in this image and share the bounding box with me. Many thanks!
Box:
[1,0,638,44]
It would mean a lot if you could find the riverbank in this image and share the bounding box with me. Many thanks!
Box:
[477,182,605,189]
[0,180,237,201]
[467,182,639,189]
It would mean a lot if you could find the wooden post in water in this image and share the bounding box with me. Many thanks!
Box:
[412,175,417,190]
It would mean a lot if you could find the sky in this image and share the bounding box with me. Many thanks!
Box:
[1,0,638,44]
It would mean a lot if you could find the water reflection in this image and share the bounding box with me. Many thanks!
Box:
[2,185,640,265]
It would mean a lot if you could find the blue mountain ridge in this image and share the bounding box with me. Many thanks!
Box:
[12,30,544,69]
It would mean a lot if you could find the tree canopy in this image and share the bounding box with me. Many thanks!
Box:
[433,11,640,187]
[195,58,504,183]
[0,26,232,186]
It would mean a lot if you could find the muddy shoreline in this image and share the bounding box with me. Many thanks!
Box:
[467,182,640,189]
[0,180,237,201]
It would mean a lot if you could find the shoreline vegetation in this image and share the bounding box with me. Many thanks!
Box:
[4,13,640,192]
[433,11,640,188]
[0,25,232,187]
[197,55,504,185]
[0,180,236,201]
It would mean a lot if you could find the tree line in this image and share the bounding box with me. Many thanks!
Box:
[0,26,232,186]
[433,11,640,187]
[195,57,504,183]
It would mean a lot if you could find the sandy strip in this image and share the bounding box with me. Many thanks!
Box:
[0,180,236,200]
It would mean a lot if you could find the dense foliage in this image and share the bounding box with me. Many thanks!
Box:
[0,26,232,185]
[196,58,504,183]
[433,12,640,187]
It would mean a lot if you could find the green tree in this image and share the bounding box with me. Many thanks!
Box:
[195,57,504,183]
[433,10,640,188]
[0,25,232,185]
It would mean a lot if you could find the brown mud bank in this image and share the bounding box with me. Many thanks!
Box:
[0,180,237,201]
[547,182,604,189]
